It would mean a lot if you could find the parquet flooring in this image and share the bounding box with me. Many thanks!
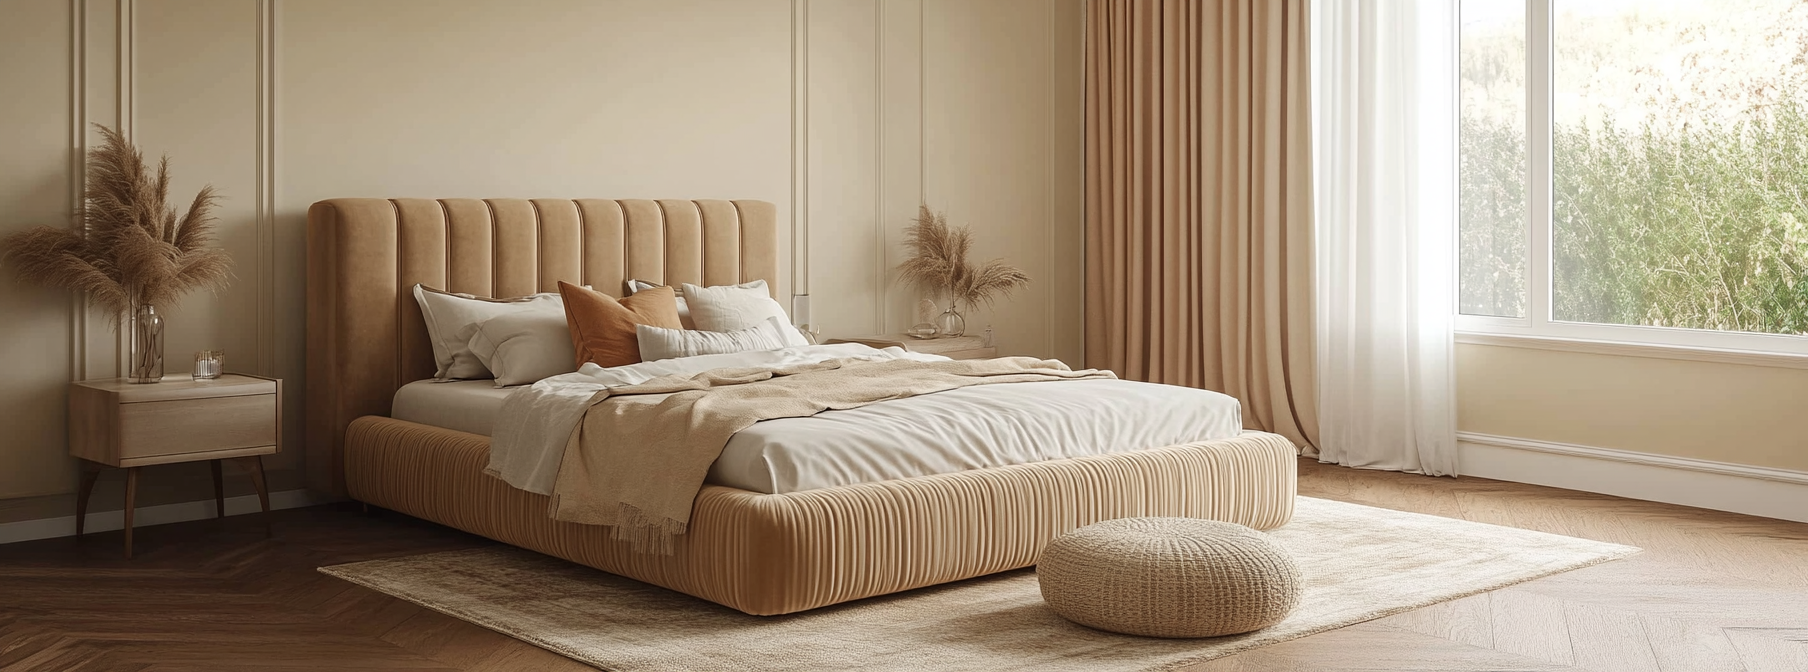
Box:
[2,459,1805,671]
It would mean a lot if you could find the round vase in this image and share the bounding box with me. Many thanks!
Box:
[935,305,966,338]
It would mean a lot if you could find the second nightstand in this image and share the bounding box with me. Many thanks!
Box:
[68,373,281,558]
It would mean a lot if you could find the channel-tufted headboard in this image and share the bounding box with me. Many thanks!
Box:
[304,198,780,495]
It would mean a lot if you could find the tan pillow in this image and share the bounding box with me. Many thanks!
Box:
[558,281,683,369]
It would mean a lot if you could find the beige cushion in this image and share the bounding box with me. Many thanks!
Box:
[467,311,578,387]
[1037,517,1302,638]
[636,316,792,362]
[413,284,562,380]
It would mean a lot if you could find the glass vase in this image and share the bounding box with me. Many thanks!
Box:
[127,304,165,383]
[935,304,966,338]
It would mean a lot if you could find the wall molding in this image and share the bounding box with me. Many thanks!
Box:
[1458,431,1808,524]
[0,488,336,546]
[257,0,280,377]
[873,0,888,336]
[112,0,136,377]
[1041,1,1055,359]
[69,0,89,383]
[790,0,810,301]
[116,0,134,139]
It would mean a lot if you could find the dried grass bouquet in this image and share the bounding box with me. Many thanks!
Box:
[0,124,231,318]
[898,205,1030,312]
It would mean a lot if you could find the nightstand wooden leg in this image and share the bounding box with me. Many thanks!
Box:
[210,460,225,519]
[75,461,103,537]
[245,456,270,536]
[122,466,140,559]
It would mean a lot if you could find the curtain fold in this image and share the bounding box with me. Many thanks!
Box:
[1309,0,1459,475]
[1084,0,1319,451]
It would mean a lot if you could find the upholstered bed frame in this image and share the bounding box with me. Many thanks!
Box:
[305,197,1298,616]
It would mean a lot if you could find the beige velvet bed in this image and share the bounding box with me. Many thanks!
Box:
[305,197,1299,616]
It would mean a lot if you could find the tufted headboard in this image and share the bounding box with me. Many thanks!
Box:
[304,198,780,495]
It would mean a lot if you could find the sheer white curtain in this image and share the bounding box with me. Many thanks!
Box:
[1308,0,1458,475]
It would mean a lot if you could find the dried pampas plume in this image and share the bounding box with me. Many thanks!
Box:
[898,205,1030,310]
[0,124,230,319]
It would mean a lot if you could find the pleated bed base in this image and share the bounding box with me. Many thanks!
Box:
[343,416,1299,616]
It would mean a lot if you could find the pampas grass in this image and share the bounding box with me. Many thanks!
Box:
[899,205,1030,311]
[0,124,230,318]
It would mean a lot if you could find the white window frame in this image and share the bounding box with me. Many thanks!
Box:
[1454,0,1808,362]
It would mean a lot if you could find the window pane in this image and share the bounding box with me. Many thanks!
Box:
[1459,0,1529,318]
[1553,0,1808,335]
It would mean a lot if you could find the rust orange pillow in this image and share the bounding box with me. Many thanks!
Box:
[557,281,683,369]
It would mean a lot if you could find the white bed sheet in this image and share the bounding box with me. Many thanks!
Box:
[394,349,1247,495]
[708,378,1243,493]
[391,379,515,437]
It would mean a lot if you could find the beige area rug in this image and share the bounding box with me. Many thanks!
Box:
[320,497,1638,672]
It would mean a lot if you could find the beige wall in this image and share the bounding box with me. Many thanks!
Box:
[0,0,1083,516]
[1457,344,1808,472]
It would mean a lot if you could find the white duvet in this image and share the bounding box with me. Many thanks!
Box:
[487,344,1246,495]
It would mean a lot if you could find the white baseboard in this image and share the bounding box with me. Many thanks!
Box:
[1458,432,1808,524]
[0,489,335,546]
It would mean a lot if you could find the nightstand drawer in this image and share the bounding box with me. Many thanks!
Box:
[117,393,277,460]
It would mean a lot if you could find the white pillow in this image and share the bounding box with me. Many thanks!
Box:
[413,285,562,380]
[626,278,771,330]
[636,316,793,362]
[680,280,810,347]
[467,310,579,387]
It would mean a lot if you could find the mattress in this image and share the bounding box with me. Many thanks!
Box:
[391,379,514,437]
[391,376,1245,494]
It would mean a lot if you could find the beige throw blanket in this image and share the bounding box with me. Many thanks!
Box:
[550,356,1116,552]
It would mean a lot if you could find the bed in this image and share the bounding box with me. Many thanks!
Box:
[305,197,1298,616]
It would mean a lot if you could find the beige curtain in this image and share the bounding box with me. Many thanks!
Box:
[1084,0,1318,450]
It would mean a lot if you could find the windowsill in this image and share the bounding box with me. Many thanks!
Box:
[1454,331,1808,371]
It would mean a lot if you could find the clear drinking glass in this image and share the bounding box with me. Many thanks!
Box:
[193,350,224,380]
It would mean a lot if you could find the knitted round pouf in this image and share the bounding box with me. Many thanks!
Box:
[1037,517,1302,638]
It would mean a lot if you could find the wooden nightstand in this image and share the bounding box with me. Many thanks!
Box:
[826,334,999,360]
[68,373,281,558]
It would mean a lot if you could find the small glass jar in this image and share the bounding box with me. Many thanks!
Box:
[193,350,224,380]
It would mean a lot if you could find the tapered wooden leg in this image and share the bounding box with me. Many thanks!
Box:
[210,460,225,519]
[245,456,270,536]
[122,466,140,559]
[75,461,103,538]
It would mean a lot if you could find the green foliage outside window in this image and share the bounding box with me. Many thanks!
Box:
[1459,1,1808,336]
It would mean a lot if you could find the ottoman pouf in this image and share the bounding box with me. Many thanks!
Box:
[1037,517,1302,638]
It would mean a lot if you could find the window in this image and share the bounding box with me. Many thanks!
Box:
[1458,0,1808,355]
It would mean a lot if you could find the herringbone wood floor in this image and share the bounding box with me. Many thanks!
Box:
[2,459,1805,671]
